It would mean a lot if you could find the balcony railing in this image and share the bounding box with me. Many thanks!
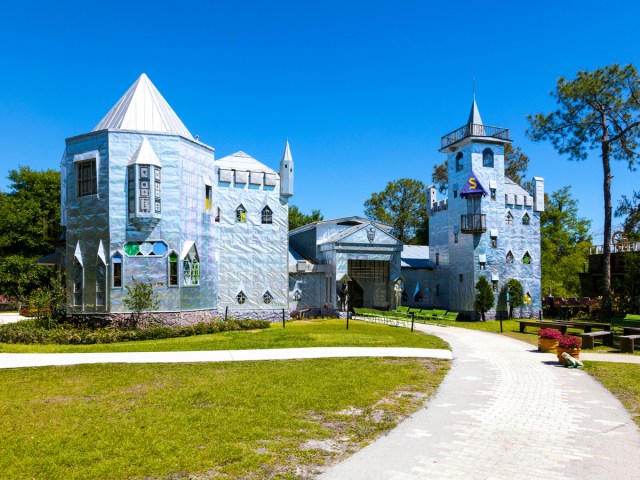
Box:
[441,123,510,149]
[461,214,487,234]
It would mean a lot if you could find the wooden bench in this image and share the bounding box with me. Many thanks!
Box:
[620,335,640,353]
[517,320,570,334]
[580,331,613,349]
[566,321,611,333]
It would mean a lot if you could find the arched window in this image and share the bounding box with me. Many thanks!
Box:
[483,148,494,167]
[506,251,514,264]
[261,206,273,224]
[523,251,532,264]
[263,291,273,304]
[522,212,530,226]
[112,252,123,288]
[505,211,513,224]
[237,291,247,304]
[168,251,179,286]
[73,258,83,306]
[182,244,200,286]
[455,152,463,171]
[96,258,106,307]
[236,204,247,223]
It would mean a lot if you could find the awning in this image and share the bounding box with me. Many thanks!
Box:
[478,254,487,263]
[219,169,233,183]
[203,175,212,186]
[249,171,263,185]
[490,229,498,237]
[489,179,497,189]
[264,173,277,186]
[492,273,499,281]
[460,171,487,198]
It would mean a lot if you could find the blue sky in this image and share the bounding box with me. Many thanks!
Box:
[1,0,639,243]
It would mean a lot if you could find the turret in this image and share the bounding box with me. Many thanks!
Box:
[533,176,545,212]
[280,140,294,197]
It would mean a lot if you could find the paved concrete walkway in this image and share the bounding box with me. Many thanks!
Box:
[0,313,26,325]
[0,346,452,369]
[320,323,640,480]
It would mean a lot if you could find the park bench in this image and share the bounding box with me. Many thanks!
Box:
[517,320,570,334]
[443,312,459,321]
[580,331,614,349]
[620,335,640,353]
[624,314,640,322]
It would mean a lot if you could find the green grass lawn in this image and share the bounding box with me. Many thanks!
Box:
[583,361,640,426]
[0,357,449,479]
[0,319,449,353]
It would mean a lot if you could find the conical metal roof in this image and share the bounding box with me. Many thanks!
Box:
[467,97,484,126]
[281,140,293,163]
[94,73,193,140]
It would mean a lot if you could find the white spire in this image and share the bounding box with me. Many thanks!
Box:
[94,73,193,140]
[280,140,294,198]
[467,97,484,126]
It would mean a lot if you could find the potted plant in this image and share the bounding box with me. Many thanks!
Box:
[556,334,582,364]
[538,328,562,352]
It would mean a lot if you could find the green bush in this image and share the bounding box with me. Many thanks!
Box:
[0,319,271,345]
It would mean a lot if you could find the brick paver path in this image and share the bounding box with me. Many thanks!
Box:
[320,323,640,480]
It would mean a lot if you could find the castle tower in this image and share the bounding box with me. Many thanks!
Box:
[280,140,294,198]
[429,98,543,318]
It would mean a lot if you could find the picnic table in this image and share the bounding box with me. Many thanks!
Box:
[517,319,611,334]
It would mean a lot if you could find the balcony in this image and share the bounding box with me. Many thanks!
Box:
[441,123,510,150]
[461,214,487,234]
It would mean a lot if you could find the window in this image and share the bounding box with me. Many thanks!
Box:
[127,165,135,214]
[455,152,463,171]
[112,253,122,288]
[237,291,246,304]
[492,280,498,292]
[263,291,273,304]
[435,253,440,265]
[522,213,530,226]
[183,245,200,286]
[77,160,97,197]
[482,148,494,167]
[215,207,221,222]
[505,211,513,224]
[523,251,532,264]
[128,163,161,217]
[490,188,496,200]
[154,167,161,214]
[454,233,459,244]
[459,274,463,283]
[73,259,83,306]
[292,290,302,302]
[435,284,440,297]
[480,262,486,270]
[236,204,247,223]
[168,252,178,286]
[491,237,497,248]
[96,260,106,307]
[205,185,212,212]
[506,251,514,264]
[261,206,273,224]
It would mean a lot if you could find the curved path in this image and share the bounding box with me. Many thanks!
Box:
[320,323,640,480]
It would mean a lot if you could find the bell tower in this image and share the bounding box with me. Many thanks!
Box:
[279,140,294,198]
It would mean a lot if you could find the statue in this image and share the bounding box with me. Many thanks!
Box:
[338,282,349,311]
[394,282,402,308]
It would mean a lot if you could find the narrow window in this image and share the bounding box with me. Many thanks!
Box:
[127,165,135,214]
[237,291,246,304]
[482,148,494,167]
[522,213,530,226]
[505,211,513,224]
[459,274,463,283]
[523,251,532,265]
[435,253,440,265]
[183,245,200,286]
[453,189,458,198]
[96,260,106,307]
[139,165,151,213]
[215,207,221,222]
[261,206,273,224]
[77,160,97,197]
[154,167,161,214]
[479,262,486,270]
[263,291,273,304]
[205,185,212,212]
[73,259,83,306]
[169,252,178,286]
[454,233,459,244]
[490,188,496,200]
[491,236,497,248]
[492,280,498,292]
[435,284,440,297]
[506,251,514,264]
[455,152,463,172]
[112,253,122,288]
[236,204,247,223]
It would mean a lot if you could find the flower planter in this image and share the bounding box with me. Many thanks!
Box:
[556,347,581,364]
[538,337,559,353]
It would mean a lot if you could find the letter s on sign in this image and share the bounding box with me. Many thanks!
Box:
[469,177,477,189]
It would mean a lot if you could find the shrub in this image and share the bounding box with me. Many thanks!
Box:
[538,328,562,340]
[0,319,271,345]
[558,334,582,349]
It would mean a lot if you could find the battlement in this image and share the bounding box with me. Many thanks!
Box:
[430,199,448,214]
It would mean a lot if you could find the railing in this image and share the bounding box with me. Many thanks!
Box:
[460,214,487,233]
[441,123,510,149]
[590,242,640,255]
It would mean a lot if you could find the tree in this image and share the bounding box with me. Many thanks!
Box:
[122,277,160,329]
[288,205,323,231]
[505,278,524,319]
[364,178,428,244]
[540,187,592,298]
[615,190,640,239]
[474,276,495,321]
[430,144,530,193]
[527,64,640,318]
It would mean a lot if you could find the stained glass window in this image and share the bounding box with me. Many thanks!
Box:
[523,252,532,264]
[506,251,514,264]
[183,245,200,286]
[505,211,513,224]
[263,291,273,304]
[522,213,530,226]
[237,291,246,304]
[124,241,168,257]
[112,253,122,288]
[236,204,247,223]
[261,206,273,224]
[169,252,178,286]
